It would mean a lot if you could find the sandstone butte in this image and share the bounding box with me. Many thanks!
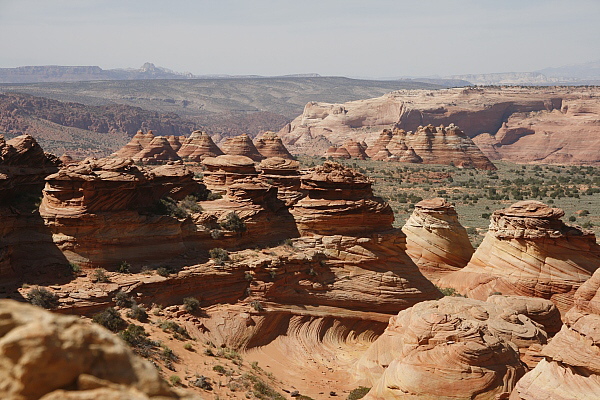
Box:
[510,267,600,400]
[220,133,265,161]
[177,130,224,161]
[438,200,600,312]
[354,295,559,400]
[402,197,474,283]
[0,299,198,400]
[279,86,600,165]
[253,131,294,159]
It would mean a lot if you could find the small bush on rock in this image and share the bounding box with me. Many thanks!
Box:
[209,248,229,265]
[220,212,247,233]
[183,297,201,312]
[92,268,109,283]
[127,303,148,322]
[113,290,133,308]
[92,307,127,332]
[26,287,59,309]
[348,386,371,400]
[117,261,131,273]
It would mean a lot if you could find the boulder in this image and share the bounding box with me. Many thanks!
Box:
[0,299,194,400]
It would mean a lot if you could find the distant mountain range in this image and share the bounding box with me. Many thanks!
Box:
[0,62,325,84]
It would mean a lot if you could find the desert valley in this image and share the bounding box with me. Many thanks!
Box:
[1,74,600,400]
[2,1,600,397]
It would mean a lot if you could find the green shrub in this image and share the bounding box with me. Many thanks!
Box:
[251,300,264,312]
[113,290,133,308]
[220,212,247,233]
[92,268,109,283]
[183,297,201,312]
[127,303,148,322]
[169,375,182,386]
[183,343,194,351]
[26,287,59,309]
[92,307,127,332]
[119,324,153,348]
[69,262,81,274]
[213,365,226,374]
[117,261,131,273]
[160,320,190,338]
[209,248,229,265]
[348,386,371,400]
[206,192,222,201]
[436,287,464,297]
[156,267,171,277]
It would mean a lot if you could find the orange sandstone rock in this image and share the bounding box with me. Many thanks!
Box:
[402,198,474,283]
[221,134,264,161]
[254,131,293,159]
[202,155,258,193]
[177,130,223,161]
[438,200,600,312]
[510,268,600,399]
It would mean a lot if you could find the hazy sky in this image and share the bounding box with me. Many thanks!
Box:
[1,0,599,77]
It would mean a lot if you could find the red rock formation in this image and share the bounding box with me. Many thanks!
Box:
[258,157,302,205]
[402,198,474,283]
[291,161,393,236]
[356,296,552,400]
[130,136,181,163]
[510,268,600,399]
[398,146,422,163]
[202,155,258,193]
[323,146,351,159]
[254,131,293,159]
[39,157,203,268]
[166,135,185,152]
[439,201,600,312]
[221,134,264,161]
[112,130,146,159]
[365,130,393,158]
[342,140,369,160]
[177,130,224,161]
[370,148,392,161]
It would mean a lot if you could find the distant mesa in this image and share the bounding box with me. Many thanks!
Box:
[438,200,600,312]
[280,87,600,166]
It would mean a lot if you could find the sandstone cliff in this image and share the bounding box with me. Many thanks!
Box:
[510,268,600,400]
[280,86,600,165]
[402,198,474,283]
[439,200,600,312]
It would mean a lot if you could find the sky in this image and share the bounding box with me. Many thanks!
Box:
[0,0,599,78]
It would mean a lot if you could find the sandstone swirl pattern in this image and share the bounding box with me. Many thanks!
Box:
[438,200,600,312]
[510,268,600,400]
[402,198,474,283]
[355,296,552,400]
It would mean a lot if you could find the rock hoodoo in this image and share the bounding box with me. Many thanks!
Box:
[356,296,551,400]
[254,131,294,159]
[220,134,264,161]
[131,135,182,163]
[402,198,474,283]
[201,155,258,193]
[511,268,600,399]
[0,299,193,400]
[177,130,223,161]
[324,145,351,159]
[257,157,302,205]
[291,161,393,236]
[439,200,600,312]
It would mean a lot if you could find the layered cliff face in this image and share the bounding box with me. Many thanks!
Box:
[280,86,600,166]
[402,198,474,283]
[220,134,264,161]
[290,161,394,236]
[356,296,554,400]
[253,131,293,159]
[511,268,600,400]
[39,158,204,268]
[439,201,600,312]
[177,130,223,161]
[0,299,195,400]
